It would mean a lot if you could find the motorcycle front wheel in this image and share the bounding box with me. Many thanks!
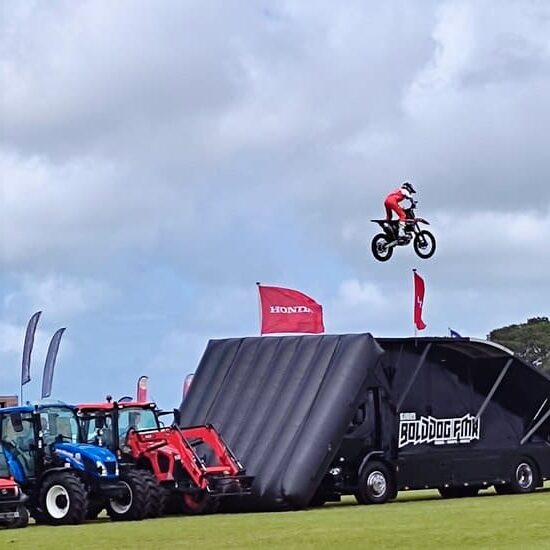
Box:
[413,230,436,259]
[371,233,393,262]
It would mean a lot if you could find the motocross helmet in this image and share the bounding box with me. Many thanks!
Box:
[401,182,416,194]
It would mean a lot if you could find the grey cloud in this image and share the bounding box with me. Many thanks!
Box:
[1,1,251,158]
[1,0,549,312]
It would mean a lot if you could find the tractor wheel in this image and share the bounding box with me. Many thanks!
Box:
[140,471,165,518]
[39,472,88,525]
[106,470,149,521]
[181,491,219,515]
[1,505,29,529]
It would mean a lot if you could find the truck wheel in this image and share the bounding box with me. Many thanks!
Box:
[39,472,88,525]
[355,461,395,505]
[141,471,165,518]
[106,470,149,521]
[510,459,537,494]
[181,491,219,515]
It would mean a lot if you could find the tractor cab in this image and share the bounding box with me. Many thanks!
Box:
[0,408,37,482]
[79,401,160,456]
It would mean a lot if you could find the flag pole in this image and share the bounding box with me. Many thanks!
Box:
[412,269,417,338]
[256,282,262,335]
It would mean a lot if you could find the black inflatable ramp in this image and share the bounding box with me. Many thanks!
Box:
[179,333,384,510]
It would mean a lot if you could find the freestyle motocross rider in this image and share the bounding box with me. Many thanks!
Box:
[384,182,416,241]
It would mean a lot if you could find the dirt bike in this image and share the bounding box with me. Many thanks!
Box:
[370,200,436,262]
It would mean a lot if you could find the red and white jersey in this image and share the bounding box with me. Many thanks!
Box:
[385,187,412,203]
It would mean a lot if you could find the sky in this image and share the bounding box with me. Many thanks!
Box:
[1,0,549,410]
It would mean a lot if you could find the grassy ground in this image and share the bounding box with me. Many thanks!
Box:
[2,484,550,549]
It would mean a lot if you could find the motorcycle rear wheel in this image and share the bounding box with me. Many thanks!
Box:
[413,230,436,259]
[371,233,393,262]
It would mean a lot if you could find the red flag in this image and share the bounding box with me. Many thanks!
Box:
[136,375,149,402]
[258,284,324,335]
[413,271,427,331]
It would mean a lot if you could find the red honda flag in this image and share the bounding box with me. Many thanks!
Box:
[413,270,427,331]
[258,283,324,335]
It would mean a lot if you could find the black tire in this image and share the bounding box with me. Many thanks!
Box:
[86,498,105,520]
[355,461,395,505]
[438,486,479,499]
[30,508,47,525]
[509,458,537,494]
[140,471,165,518]
[1,505,29,529]
[181,491,219,515]
[162,487,181,515]
[39,472,88,525]
[106,470,149,521]
[371,233,393,262]
[413,230,436,259]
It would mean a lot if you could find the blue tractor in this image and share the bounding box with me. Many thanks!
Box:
[0,401,150,525]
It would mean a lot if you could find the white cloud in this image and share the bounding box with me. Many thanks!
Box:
[336,279,386,308]
[0,321,25,355]
[3,274,116,320]
[147,331,206,375]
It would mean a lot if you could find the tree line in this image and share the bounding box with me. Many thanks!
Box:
[489,317,550,372]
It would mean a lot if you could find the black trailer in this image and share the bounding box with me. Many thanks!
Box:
[179,333,384,510]
[318,337,550,505]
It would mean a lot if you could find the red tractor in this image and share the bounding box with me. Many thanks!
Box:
[0,449,28,529]
[77,399,252,514]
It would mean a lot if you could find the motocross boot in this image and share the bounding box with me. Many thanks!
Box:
[397,221,408,244]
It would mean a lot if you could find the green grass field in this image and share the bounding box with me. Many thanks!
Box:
[2,484,549,549]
